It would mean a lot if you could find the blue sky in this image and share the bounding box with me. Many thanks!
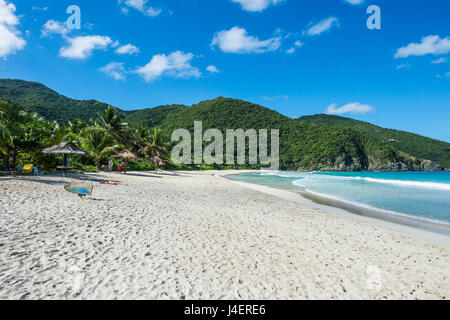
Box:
[1,0,449,141]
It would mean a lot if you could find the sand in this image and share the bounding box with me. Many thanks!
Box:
[0,170,449,300]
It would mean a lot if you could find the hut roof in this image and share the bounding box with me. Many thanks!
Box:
[42,141,87,155]
[112,150,138,159]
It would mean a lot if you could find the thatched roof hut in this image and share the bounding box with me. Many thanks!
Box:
[43,141,87,155]
[112,150,138,159]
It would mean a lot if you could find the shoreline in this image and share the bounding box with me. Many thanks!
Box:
[218,171,450,247]
[1,170,449,299]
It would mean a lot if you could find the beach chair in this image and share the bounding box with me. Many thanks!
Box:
[33,166,44,176]
[22,164,34,174]
[64,182,94,198]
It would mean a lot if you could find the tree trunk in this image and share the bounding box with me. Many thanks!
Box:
[95,157,101,169]
[9,151,17,177]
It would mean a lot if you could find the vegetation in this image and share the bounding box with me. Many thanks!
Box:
[0,101,172,173]
[0,79,117,123]
[297,114,450,169]
[0,79,448,172]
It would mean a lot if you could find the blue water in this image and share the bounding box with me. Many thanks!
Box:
[228,171,450,225]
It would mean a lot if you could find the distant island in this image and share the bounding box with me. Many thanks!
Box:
[0,78,449,172]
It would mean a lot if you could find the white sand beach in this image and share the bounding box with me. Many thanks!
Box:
[0,171,449,300]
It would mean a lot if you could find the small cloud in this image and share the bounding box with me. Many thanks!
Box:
[304,17,339,37]
[396,64,410,70]
[32,6,48,11]
[263,95,288,101]
[206,65,220,74]
[343,0,365,5]
[230,0,284,12]
[99,62,127,80]
[59,35,112,59]
[115,43,139,55]
[431,57,447,64]
[118,0,161,17]
[394,35,450,59]
[294,40,303,47]
[286,48,295,54]
[135,51,201,82]
[41,20,70,37]
[325,102,374,115]
[84,22,94,31]
[445,72,450,78]
[211,26,281,54]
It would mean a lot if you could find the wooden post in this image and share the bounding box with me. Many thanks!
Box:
[63,154,68,177]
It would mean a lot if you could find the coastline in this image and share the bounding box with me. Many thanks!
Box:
[219,171,450,247]
[1,170,449,299]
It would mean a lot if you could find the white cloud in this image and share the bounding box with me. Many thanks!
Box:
[286,41,303,54]
[41,20,70,37]
[231,0,283,12]
[395,35,450,58]
[206,65,220,74]
[115,43,139,55]
[343,0,364,5]
[263,95,288,101]
[118,0,161,17]
[304,17,339,36]
[286,48,295,54]
[0,0,26,59]
[445,72,450,79]
[136,51,201,82]
[325,102,374,115]
[431,57,447,64]
[32,6,48,11]
[211,26,281,54]
[60,35,112,59]
[99,62,127,80]
[396,64,410,70]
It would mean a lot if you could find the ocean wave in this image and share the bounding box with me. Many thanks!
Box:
[313,174,450,191]
[259,171,306,178]
[332,177,450,191]
[292,179,306,187]
[303,189,450,227]
[362,177,450,191]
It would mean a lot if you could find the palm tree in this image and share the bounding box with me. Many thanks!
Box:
[42,121,70,146]
[94,106,128,144]
[128,124,151,154]
[139,128,169,172]
[0,102,47,171]
[79,127,122,168]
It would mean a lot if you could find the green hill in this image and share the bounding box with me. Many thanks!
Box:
[297,114,450,169]
[0,79,118,123]
[0,79,448,171]
[153,98,447,171]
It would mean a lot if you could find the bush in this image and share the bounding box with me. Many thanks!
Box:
[126,160,155,171]
[84,165,99,172]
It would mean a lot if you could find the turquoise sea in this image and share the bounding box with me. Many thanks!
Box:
[228,171,450,226]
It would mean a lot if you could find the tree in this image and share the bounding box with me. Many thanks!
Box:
[94,106,128,144]
[0,102,47,171]
[79,127,122,168]
[139,128,169,172]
